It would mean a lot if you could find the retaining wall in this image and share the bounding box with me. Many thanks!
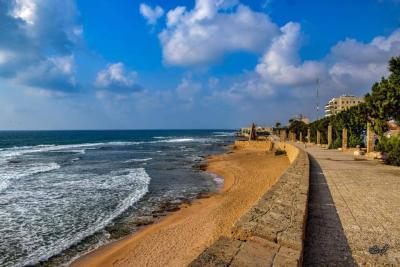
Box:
[234,140,273,150]
[189,142,310,267]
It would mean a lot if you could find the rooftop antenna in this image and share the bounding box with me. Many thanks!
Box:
[316,78,320,121]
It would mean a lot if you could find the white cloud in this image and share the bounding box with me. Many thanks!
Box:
[25,88,68,98]
[158,1,399,103]
[50,56,74,75]
[95,63,141,94]
[214,25,400,107]
[10,0,36,25]
[140,3,164,25]
[166,6,186,27]
[0,0,82,93]
[14,55,77,93]
[328,29,400,90]
[176,77,202,103]
[0,50,16,65]
[256,22,324,87]
[159,0,279,66]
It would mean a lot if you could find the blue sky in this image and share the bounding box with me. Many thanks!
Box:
[0,0,400,130]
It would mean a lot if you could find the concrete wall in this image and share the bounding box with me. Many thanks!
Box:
[190,142,310,266]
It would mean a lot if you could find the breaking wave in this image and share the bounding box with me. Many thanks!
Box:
[0,167,151,267]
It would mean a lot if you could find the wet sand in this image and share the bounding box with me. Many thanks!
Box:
[71,147,289,267]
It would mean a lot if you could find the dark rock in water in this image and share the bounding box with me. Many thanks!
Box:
[132,216,155,226]
[193,163,207,171]
[166,206,180,212]
[179,198,192,205]
[105,223,132,240]
[151,209,162,215]
[170,199,183,205]
[8,160,21,164]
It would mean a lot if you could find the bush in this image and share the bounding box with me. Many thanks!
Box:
[332,137,342,149]
[376,136,400,166]
[275,148,287,156]
[349,135,364,148]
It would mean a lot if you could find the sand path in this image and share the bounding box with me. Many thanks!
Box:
[72,148,289,267]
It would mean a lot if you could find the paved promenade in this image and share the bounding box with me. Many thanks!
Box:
[303,146,400,266]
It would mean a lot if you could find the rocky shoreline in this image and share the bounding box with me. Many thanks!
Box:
[71,146,290,267]
[34,163,217,267]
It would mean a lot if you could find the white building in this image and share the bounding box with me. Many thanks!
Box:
[324,95,364,117]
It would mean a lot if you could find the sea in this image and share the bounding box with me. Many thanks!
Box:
[0,130,235,267]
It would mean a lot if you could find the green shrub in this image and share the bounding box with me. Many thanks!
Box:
[349,135,364,148]
[375,139,384,152]
[275,148,287,156]
[376,136,400,166]
[332,137,342,149]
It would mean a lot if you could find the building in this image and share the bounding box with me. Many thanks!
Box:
[289,114,310,125]
[236,126,273,138]
[324,95,364,117]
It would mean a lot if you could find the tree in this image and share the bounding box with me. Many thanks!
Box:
[275,122,281,128]
[365,56,400,135]
[288,120,307,138]
[305,56,400,165]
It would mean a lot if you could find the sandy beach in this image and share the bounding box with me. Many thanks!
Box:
[72,147,289,267]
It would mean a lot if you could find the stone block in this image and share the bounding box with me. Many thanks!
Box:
[189,236,242,267]
[273,246,301,266]
[277,229,303,251]
[230,239,278,267]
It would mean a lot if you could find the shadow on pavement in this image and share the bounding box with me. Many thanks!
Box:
[303,155,357,266]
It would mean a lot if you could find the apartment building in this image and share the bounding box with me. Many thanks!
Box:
[324,95,364,117]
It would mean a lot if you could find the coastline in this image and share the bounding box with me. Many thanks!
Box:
[71,146,289,267]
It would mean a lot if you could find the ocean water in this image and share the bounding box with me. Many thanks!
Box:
[0,130,235,267]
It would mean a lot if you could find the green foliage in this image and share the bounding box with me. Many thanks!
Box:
[288,120,307,139]
[364,56,400,135]
[308,105,367,148]
[332,137,342,149]
[376,136,400,166]
[349,135,364,148]
[305,56,400,166]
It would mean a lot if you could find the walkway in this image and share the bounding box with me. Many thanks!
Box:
[303,146,400,266]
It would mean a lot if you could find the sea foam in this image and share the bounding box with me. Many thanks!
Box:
[0,162,60,192]
[0,167,151,267]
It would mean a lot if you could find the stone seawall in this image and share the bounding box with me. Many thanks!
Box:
[234,140,273,150]
[189,142,310,266]
[275,142,299,163]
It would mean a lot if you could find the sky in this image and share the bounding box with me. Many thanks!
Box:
[0,0,400,130]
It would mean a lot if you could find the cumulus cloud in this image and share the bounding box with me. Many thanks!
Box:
[155,1,400,106]
[328,29,400,91]
[139,3,164,25]
[175,77,202,103]
[0,0,82,92]
[215,25,400,108]
[9,0,36,25]
[159,0,279,66]
[255,22,325,87]
[12,55,77,96]
[95,63,141,94]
